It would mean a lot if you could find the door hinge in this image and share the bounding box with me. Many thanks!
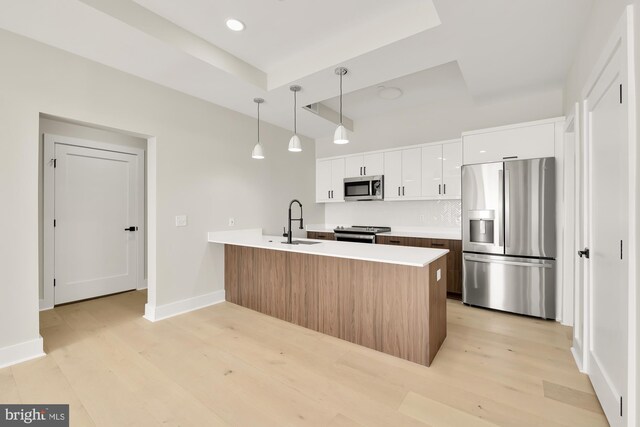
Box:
[53,158,57,168]
[620,84,623,104]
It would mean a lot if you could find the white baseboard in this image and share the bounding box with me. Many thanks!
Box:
[0,336,45,369]
[144,289,225,322]
[571,346,585,373]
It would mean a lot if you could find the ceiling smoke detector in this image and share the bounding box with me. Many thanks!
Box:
[377,86,403,100]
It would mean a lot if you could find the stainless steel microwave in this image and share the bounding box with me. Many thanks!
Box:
[344,175,384,201]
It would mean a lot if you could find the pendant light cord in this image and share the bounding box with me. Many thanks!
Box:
[294,90,297,134]
[257,102,260,143]
[339,71,343,125]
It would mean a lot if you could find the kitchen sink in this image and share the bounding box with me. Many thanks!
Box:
[282,240,322,245]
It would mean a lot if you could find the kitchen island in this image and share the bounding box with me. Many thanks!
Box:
[208,229,449,366]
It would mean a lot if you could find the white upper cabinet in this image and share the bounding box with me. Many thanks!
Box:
[384,148,421,200]
[420,141,462,199]
[462,121,556,165]
[402,148,422,198]
[384,151,402,200]
[331,158,345,201]
[442,142,462,198]
[345,153,384,177]
[316,158,345,203]
[363,153,384,176]
[421,145,443,198]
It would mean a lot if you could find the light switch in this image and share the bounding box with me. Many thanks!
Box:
[175,215,187,227]
[436,269,442,281]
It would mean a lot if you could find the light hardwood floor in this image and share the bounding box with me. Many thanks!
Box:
[1,291,607,426]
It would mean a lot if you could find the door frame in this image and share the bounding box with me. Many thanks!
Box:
[579,5,637,424]
[42,133,145,310]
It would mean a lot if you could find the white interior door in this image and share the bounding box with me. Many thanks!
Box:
[54,143,140,304]
[584,43,628,426]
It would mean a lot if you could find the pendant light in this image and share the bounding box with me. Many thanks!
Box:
[333,67,349,144]
[251,97,265,159]
[288,85,302,152]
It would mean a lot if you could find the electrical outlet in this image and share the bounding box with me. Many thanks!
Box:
[436,269,442,281]
[175,215,187,227]
[228,217,235,227]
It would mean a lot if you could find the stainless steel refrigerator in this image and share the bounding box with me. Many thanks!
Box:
[462,158,555,319]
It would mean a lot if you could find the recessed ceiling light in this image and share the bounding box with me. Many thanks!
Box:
[226,18,245,32]
[377,86,403,100]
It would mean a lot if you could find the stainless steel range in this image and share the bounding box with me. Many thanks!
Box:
[334,225,391,244]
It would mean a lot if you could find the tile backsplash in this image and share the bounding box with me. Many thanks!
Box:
[324,200,462,229]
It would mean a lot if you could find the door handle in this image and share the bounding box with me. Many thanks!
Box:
[438,184,441,195]
[331,190,334,199]
[443,184,446,194]
[578,248,590,259]
[398,187,400,196]
[465,255,552,268]
[402,186,405,196]
[360,166,363,175]
[364,166,366,175]
[124,226,138,232]
[504,169,510,248]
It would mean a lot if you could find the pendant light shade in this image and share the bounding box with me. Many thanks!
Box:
[288,134,302,152]
[288,85,303,152]
[334,67,349,145]
[333,124,349,144]
[252,98,265,159]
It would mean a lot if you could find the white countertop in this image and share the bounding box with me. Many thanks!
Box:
[208,229,448,267]
[305,224,461,240]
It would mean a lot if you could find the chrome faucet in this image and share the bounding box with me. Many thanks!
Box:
[286,199,303,244]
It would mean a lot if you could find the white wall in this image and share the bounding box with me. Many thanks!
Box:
[315,86,563,158]
[325,200,461,230]
[563,1,640,425]
[0,29,323,359]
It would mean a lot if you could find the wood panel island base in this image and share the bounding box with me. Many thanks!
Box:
[211,231,448,367]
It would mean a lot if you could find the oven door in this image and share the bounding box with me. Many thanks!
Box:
[334,232,376,244]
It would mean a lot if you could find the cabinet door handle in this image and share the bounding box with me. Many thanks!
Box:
[503,155,518,160]
[443,184,446,194]
[364,166,367,175]
[438,184,441,194]
[390,240,401,244]
[360,166,363,175]
[402,186,405,196]
[331,190,334,199]
[398,187,400,196]
[431,243,445,247]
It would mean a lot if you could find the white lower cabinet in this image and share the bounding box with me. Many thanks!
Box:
[316,158,345,202]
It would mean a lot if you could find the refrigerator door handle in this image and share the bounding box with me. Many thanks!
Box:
[464,255,553,268]
[498,169,504,247]
[504,168,510,249]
